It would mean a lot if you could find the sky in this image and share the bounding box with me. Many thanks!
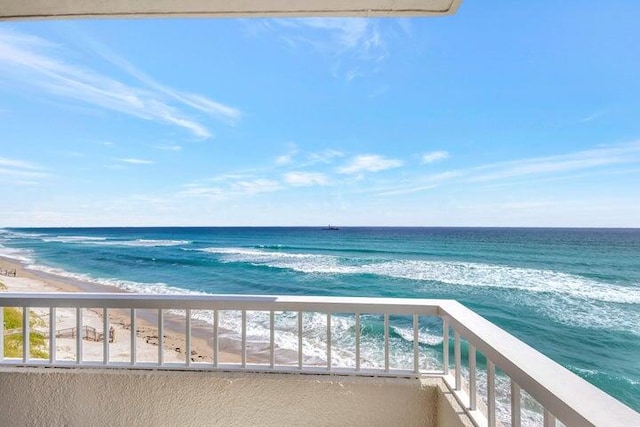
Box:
[0,1,639,227]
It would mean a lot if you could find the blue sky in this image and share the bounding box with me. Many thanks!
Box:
[1,2,639,227]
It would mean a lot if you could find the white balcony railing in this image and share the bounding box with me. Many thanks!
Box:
[1,293,638,427]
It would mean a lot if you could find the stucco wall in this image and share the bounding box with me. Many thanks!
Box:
[0,368,466,426]
[436,382,476,427]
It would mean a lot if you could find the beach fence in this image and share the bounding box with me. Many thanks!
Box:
[0,269,16,277]
[4,324,114,343]
[43,325,115,343]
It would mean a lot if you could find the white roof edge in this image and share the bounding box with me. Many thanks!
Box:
[0,0,462,21]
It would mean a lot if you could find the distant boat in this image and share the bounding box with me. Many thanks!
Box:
[322,225,340,230]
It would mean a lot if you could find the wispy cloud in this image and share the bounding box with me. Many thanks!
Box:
[364,142,640,197]
[297,19,384,56]
[119,158,155,165]
[180,184,227,199]
[157,145,183,152]
[468,142,640,183]
[0,157,42,170]
[275,143,299,165]
[303,149,344,166]
[377,184,437,197]
[421,150,450,164]
[86,33,242,124]
[284,172,328,187]
[580,110,608,123]
[338,154,403,174]
[359,171,460,196]
[0,157,48,181]
[0,29,241,139]
[182,173,283,199]
[232,178,281,194]
[265,18,388,79]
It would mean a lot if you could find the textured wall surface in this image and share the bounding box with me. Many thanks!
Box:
[0,368,466,426]
[436,381,476,427]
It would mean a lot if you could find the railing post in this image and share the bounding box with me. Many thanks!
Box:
[413,314,419,374]
[0,306,4,362]
[469,344,477,411]
[442,317,449,375]
[130,309,136,365]
[213,310,218,368]
[76,307,82,364]
[103,308,109,365]
[49,307,56,364]
[384,313,389,372]
[511,379,521,427]
[544,409,556,427]
[297,310,303,369]
[487,360,496,427]
[23,306,29,363]
[158,309,163,366]
[327,313,332,371]
[454,331,461,391]
[355,312,361,372]
[185,308,191,367]
[241,310,246,368]
[269,310,275,369]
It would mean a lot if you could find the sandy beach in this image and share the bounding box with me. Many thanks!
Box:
[0,256,243,364]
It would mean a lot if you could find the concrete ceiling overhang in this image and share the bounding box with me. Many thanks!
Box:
[0,0,461,21]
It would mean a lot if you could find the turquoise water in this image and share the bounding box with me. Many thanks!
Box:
[1,227,638,416]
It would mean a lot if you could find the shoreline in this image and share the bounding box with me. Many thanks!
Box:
[0,255,245,364]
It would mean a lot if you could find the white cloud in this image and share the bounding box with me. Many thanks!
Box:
[0,157,48,182]
[377,184,437,197]
[0,157,42,170]
[276,154,294,165]
[268,19,388,79]
[0,29,241,139]
[157,145,183,151]
[180,185,227,199]
[468,141,640,183]
[359,171,460,196]
[302,19,371,49]
[338,154,403,174]
[233,179,281,194]
[366,141,640,197]
[305,149,344,165]
[119,158,154,165]
[69,26,242,125]
[275,143,299,165]
[284,172,328,187]
[580,110,607,123]
[179,176,282,199]
[421,150,450,164]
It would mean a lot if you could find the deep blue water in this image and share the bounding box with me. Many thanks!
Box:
[1,227,638,416]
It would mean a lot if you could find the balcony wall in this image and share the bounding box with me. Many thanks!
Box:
[0,368,471,426]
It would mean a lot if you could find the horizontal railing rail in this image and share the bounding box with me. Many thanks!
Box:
[1,293,638,427]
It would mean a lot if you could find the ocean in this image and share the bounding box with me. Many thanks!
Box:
[1,226,638,420]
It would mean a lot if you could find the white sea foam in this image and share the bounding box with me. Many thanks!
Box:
[200,247,640,336]
[24,262,196,296]
[0,229,45,239]
[11,255,438,369]
[41,235,108,243]
[93,239,191,247]
[393,325,444,346]
[201,247,640,305]
[29,235,190,247]
[0,244,35,263]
